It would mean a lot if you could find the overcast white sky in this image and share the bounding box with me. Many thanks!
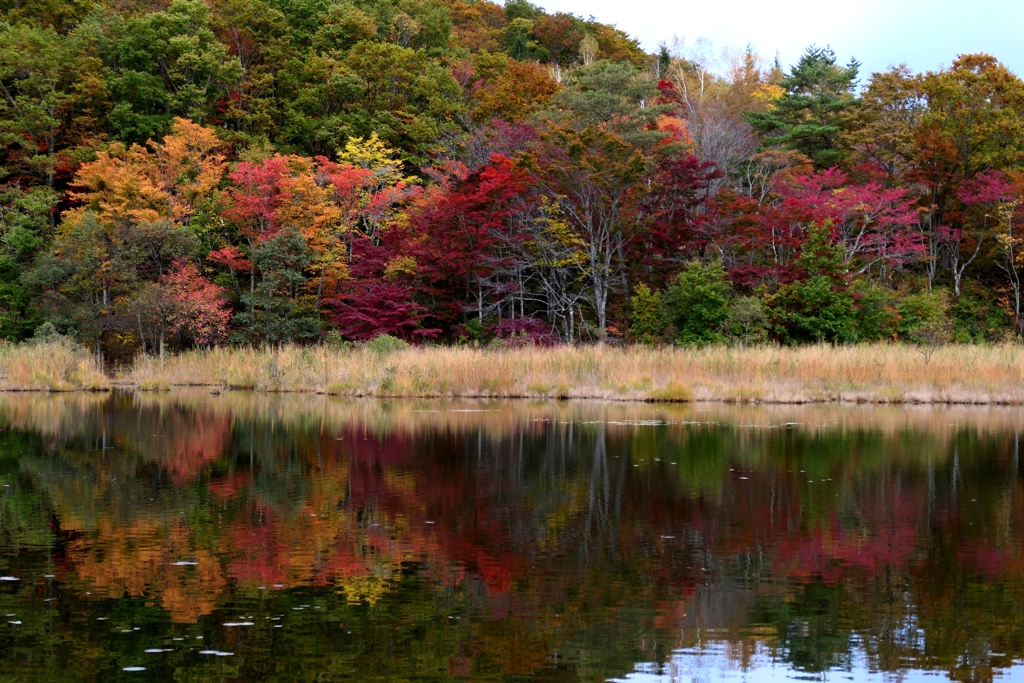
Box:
[532,0,1024,83]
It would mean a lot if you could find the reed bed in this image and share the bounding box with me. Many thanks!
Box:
[0,341,109,392]
[118,343,1024,404]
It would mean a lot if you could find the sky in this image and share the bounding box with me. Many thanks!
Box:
[532,0,1024,83]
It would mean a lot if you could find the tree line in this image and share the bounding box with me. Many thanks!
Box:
[2,0,1024,357]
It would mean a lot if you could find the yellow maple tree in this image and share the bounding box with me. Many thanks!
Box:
[68,118,226,226]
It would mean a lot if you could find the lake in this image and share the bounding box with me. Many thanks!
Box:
[0,392,1020,681]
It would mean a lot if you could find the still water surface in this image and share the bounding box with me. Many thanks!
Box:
[0,393,1021,682]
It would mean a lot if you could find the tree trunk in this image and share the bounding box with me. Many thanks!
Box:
[137,309,147,357]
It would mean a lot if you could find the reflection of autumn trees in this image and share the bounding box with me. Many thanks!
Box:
[0,393,1021,678]
[67,518,226,623]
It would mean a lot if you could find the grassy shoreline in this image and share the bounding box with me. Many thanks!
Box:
[0,341,110,392]
[9,341,1024,404]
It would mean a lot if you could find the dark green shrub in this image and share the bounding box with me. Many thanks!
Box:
[769,276,858,343]
[767,222,857,344]
[950,283,1013,342]
[665,261,731,346]
[852,284,898,341]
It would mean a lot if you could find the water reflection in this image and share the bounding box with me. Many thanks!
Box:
[0,392,1021,681]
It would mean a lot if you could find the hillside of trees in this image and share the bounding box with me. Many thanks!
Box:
[2,0,1024,359]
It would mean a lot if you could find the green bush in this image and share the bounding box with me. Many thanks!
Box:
[950,283,1013,342]
[322,329,354,350]
[30,321,71,346]
[852,284,898,341]
[665,260,731,346]
[896,289,950,340]
[723,296,769,345]
[767,222,858,344]
[628,283,666,344]
[646,381,693,402]
[463,318,485,342]
[364,333,410,355]
[769,275,857,343]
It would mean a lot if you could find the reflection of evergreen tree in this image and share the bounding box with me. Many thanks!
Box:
[750,583,852,673]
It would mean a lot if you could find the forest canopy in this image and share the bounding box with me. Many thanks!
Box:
[2,0,1023,357]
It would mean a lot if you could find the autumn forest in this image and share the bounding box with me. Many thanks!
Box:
[2,0,1024,359]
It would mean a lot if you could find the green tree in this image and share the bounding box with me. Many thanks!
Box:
[310,2,378,54]
[899,289,953,365]
[278,40,462,160]
[0,0,95,33]
[0,184,55,339]
[628,283,665,344]
[502,17,547,61]
[25,212,141,360]
[105,0,243,138]
[767,222,857,343]
[503,0,544,22]
[723,295,769,346]
[664,260,731,346]
[0,23,106,199]
[849,284,897,341]
[208,0,297,140]
[262,0,333,46]
[232,227,319,345]
[745,46,859,168]
[524,125,648,338]
[551,60,670,146]
[896,289,950,340]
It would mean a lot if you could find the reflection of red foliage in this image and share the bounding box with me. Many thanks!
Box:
[206,471,250,500]
[475,551,512,592]
[316,542,372,587]
[226,508,290,586]
[161,414,231,485]
[61,406,1024,635]
[774,499,924,585]
[199,422,1024,613]
[448,656,472,677]
[958,543,1011,577]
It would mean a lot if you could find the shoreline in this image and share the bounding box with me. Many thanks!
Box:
[6,341,1024,405]
[98,382,1024,406]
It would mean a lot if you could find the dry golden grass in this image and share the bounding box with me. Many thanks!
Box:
[115,343,1024,404]
[0,341,109,392]
[1,339,1023,403]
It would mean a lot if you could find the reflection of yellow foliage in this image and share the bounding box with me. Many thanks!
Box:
[67,518,226,623]
[336,565,400,605]
[540,483,584,551]
[160,550,226,623]
[475,623,549,675]
[0,392,106,437]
